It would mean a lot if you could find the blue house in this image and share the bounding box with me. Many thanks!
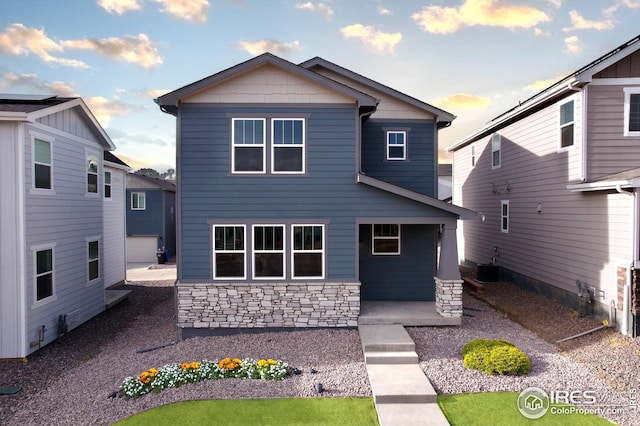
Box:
[125,174,176,263]
[156,53,476,336]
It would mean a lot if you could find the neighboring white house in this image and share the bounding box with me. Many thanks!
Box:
[104,151,130,289]
[0,95,126,358]
[449,34,640,337]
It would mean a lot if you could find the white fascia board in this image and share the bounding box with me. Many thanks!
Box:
[567,180,640,192]
[0,112,29,121]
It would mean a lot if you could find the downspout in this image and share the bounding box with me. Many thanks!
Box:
[615,185,635,336]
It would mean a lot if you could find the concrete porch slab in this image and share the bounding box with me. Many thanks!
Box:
[359,301,461,326]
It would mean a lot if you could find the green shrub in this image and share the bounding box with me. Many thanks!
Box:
[461,339,531,376]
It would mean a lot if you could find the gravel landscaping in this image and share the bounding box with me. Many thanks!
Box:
[1,274,639,425]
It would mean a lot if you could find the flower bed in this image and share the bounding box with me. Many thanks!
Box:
[121,358,288,398]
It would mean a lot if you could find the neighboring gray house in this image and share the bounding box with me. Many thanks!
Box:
[125,174,176,263]
[449,34,640,337]
[156,53,477,337]
[104,151,130,288]
[0,95,121,358]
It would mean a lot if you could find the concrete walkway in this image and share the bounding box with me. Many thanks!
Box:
[126,262,177,281]
[359,324,450,426]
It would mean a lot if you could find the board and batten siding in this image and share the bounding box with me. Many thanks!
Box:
[179,105,456,281]
[23,122,105,356]
[454,90,632,303]
[103,165,126,288]
[586,82,640,180]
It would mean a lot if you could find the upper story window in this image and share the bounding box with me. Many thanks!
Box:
[624,88,640,137]
[491,133,501,169]
[253,225,285,279]
[213,225,246,279]
[386,131,407,160]
[232,118,266,173]
[559,98,575,148]
[34,245,55,302]
[471,143,476,167]
[104,171,112,198]
[34,138,52,190]
[372,224,401,255]
[501,200,509,233]
[88,240,99,282]
[131,192,146,210]
[87,153,99,193]
[272,119,305,173]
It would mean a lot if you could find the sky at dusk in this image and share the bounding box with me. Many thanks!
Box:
[1,0,639,171]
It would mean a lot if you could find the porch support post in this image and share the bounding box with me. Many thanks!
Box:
[435,221,463,318]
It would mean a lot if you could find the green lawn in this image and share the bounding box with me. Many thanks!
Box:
[115,397,379,426]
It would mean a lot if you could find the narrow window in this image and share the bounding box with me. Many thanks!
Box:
[213,225,246,279]
[559,99,575,148]
[491,133,501,169]
[35,247,54,301]
[471,143,476,167]
[292,225,324,278]
[501,200,509,234]
[87,153,98,193]
[34,138,52,189]
[104,171,112,198]
[386,131,406,160]
[131,192,146,210]
[372,224,401,255]
[232,118,265,173]
[88,240,99,281]
[272,119,305,173]
[624,88,640,137]
[253,225,285,279]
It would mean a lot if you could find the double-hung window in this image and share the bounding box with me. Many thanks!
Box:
[87,153,99,193]
[253,225,285,278]
[372,224,401,255]
[501,200,509,233]
[292,225,324,278]
[272,119,305,173]
[131,192,145,210]
[471,143,476,167]
[232,118,265,173]
[88,240,99,281]
[386,131,406,160]
[34,138,52,189]
[35,246,55,302]
[624,88,640,137]
[491,133,501,169]
[213,225,246,279]
[104,171,111,198]
[559,98,575,148]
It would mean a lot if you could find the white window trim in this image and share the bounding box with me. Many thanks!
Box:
[32,242,57,307]
[131,192,146,210]
[372,224,401,255]
[213,225,247,280]
[386,131,407,161]
[291,224,325,279]
[271,118,306,174]
[104,171,112,199]
[85,150,100,196]
[86,236,101,285]
[558,97,576,151]
[491,133,501,169]
[623,87,640,137]
[231,118,266,174]
[252,225,286,280]
[30,133,56,195]
[471,143,476,168]
[501,200,510,234]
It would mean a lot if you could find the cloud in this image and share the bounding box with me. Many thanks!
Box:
[411,0,550,34]
[432,93,492,110]
[153,0,209,23]
[84,96,132,127]
[562,10,614,32]
[141,89,171,99]
[523,75,565,92]
[295,2,334,21]
[236,39,300,56]
[62,34,162,69]
[377,7,392,16]
[0,72,77,96]
[98,0,142,15]
[0,23,89,68]
[564,35,580,54]
[340,24,402,52]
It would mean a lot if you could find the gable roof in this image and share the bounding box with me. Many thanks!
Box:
[104,151,131,170]
[155,53,378,115]
[300,57,455,127]
[449,33,640,151]
[0,94,116,150]
[127,173,176,192]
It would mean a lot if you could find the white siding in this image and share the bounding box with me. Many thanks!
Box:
[453,91,631,304]
[103,165,126,288]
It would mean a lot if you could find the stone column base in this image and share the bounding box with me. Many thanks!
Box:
[434,276,463,317]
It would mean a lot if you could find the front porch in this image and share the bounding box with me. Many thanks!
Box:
[359,301,461,326]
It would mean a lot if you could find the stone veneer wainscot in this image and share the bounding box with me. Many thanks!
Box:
[434,277,463,317]
[177,282,360,329]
